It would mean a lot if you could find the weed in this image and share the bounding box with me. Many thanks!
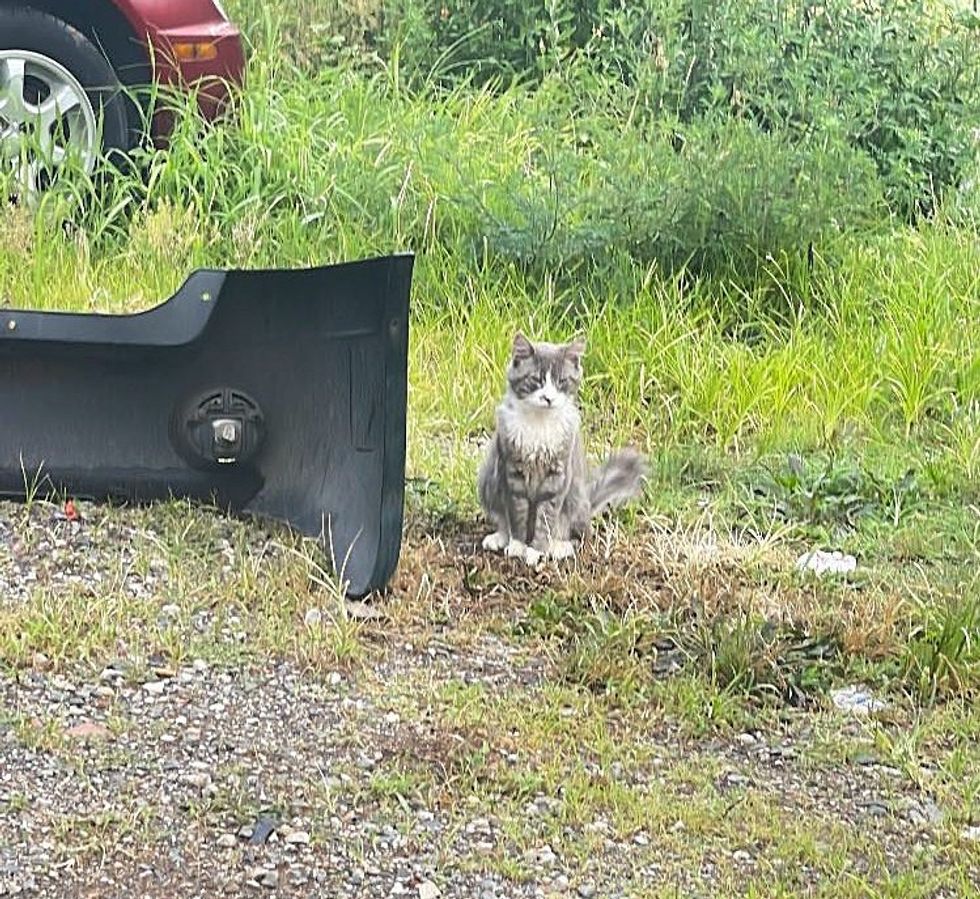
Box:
[901,587,980,703]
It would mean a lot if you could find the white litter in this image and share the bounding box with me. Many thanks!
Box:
[831,684,888,715]
[796,549,857,576]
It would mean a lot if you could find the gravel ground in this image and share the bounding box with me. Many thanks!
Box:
[1,500,978,897]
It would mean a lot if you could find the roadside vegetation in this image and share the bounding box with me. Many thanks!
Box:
[2,1,979,894]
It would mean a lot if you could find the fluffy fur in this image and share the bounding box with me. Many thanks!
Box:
[477,332,647,566]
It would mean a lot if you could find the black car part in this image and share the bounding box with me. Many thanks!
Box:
[0,254,413,596]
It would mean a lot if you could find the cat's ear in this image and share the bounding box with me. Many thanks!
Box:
[565,335,587,367]
[512,332,534,362]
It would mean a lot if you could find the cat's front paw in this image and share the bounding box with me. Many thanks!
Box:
[522,546,543,567]
[546,540,575,561]
[504,538,528,559]
[482,531,509,553]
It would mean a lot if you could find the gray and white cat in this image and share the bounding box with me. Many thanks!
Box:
[477,332,647,566]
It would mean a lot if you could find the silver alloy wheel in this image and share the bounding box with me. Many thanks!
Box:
[0,49,98,194]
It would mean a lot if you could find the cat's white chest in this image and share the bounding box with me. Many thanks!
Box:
[499,401,577,465]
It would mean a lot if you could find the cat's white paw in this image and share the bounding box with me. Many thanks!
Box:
[522,546,543,567]
[482,531,509,553]
[504,539,527,559]
[546,540,575,561]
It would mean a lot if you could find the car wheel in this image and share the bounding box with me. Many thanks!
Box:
[0,5,132,195]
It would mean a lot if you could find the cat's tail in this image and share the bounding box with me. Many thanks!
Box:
[588,448,648,517]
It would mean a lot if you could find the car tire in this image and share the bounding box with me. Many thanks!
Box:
[0,4,132,189]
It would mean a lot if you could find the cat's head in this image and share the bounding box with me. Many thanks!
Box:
[506,332,585,411]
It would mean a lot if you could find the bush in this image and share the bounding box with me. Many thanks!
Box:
[241,0,980,220]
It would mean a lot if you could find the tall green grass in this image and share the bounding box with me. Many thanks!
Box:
[1,3,978,515]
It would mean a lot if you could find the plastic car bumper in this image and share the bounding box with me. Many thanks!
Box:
[0,254,413,597]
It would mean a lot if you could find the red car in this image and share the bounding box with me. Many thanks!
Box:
[0,0,245,192]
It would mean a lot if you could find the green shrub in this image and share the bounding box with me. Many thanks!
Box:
[231,0,980,221]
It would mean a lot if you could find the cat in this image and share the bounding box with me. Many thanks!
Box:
[477,331,647,566]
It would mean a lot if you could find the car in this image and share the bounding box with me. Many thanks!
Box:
[0,0,245,192]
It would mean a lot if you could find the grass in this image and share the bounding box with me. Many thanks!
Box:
[3,1,980,894]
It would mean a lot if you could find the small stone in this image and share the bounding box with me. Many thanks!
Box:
[418,881,440,899]
[254,868,278,889]
[304,608,323,627]
[904,800,943,826]
[525,846,556,866]
[31,652,51,671]
[181,771,211,790]
[285,830,311,846]
[475,840,494,856]
[737,732,757,746]
[65,721,111,741]
[327,671,343,686]
[859,800,889,817]
[550,875,569,893]
[633,831,650,846]
[576,883,596,898]
[733,849,753,863]
[216,833,238,848]
[142,680,167,695]
[961,825,980,842]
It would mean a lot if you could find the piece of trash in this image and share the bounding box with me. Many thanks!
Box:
[63,499,80,521]
[831,684,888,715]
[795,549,857,576]
[248,815,278,846]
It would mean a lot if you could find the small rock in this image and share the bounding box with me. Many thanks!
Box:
[181,771,211,790]
[737,733,757,746]
[142,680,167,696]
[525,846,557,866]
[216,833,238,848]
[65,721,111,741]
[418,881,440,899]
[858,800,889,817]
[304,608,323,627]
[251,868,278,889]
[550,875,570,893]
[904,800,943,826]
[576,883,596,898]
[961,825,980,841]
[733,849,753,863]
[474,841,494,856]
[285,830,311,846]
